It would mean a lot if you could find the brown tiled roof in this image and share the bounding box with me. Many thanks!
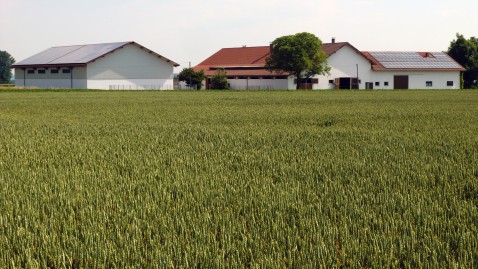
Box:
[322,42,352,56]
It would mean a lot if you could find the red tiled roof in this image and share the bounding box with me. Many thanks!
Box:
[361,52,385,70]
[197,46,270,66]
[193,43,351,76]
[193,42,465,77]
[193,46,271,76]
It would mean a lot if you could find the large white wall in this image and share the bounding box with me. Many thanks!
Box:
[361,70,461,89]
[316,45,373,90]
[87,43,175,90]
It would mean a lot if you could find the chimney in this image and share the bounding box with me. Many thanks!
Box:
[332,37,336,44]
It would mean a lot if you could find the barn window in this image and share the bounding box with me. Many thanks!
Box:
[447,81,454,86]
[38,70,46,74]
[426,81,433,87]
[375,82,380,86]
[51,69,59,74]
[27,70,35,74]
[328,80,334,84]
[62,69,71,74]
[384,82,389,86]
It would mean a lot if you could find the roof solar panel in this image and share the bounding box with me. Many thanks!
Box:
[49,42,128,64]
[369,51,462,69]
[15,46,83,65]
[15,42,130,66]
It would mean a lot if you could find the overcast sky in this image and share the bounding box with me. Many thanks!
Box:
[1,0,476,71]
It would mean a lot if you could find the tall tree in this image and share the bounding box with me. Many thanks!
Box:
[265,32,329,89]
[178,68,205,90]
[0,51,15,84]
[448,33,478,89]
[210,68,229,90]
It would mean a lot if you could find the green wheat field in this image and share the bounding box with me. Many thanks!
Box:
[0,90,477,268]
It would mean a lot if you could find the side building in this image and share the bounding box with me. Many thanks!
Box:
[13,42,179,90]
[193,40,464,90]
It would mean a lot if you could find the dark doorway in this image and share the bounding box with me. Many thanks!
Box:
[394,75,409,89]
[335,77,359,89]
[295,78,318,89]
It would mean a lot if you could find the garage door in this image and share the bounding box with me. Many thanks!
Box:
[394,75,409,89]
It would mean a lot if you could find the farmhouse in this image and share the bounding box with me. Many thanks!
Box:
[193,40,465,90]
[12,42,179,90]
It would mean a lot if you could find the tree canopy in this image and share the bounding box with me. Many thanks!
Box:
[177,68,206,90]
[448,33,478,89]
[265,32,329,89]
[0,51,15,84]
[210,68,229,90]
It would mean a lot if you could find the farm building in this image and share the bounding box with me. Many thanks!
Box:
[193,40,465,90]
[12,42,179,90]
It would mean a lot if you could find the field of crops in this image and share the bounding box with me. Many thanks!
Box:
[0,89,477,268]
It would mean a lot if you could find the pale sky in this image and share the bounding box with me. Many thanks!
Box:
[1,0,476,71]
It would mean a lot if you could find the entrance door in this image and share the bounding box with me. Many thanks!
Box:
[365,82,373,89]
[394,75,409,89]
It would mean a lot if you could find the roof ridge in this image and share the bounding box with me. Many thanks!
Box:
[50,41,131,48]
[251,52,270,64]
[47,45,86,64]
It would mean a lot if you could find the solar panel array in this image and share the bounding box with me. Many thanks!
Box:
[15,42,130,65]
[369,52,462,69]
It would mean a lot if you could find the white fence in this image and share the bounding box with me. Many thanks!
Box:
[108,84,174,90]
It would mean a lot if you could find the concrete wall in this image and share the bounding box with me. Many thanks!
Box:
[228,78,289,90]
[14,67,86,88]
[87,43,175,89]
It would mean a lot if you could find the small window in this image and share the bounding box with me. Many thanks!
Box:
[375,82,380,86]
[328,80,334,84]
[426,81,433,87]
[447,81,454,87]
[51,69,59,74]
[384,81,389,86]
[62,69,71,74]
[27,70,35,74]
[38,70,46,74]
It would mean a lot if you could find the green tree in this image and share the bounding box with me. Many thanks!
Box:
[0,51,15,84]
[448,33,478,89]
[178,68,205,90]
[210,68,229,90]
[265,32,330,89]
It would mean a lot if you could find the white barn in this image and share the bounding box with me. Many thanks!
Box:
[193,41,464,90]
[321,42,465,90]
[13,42,179,90]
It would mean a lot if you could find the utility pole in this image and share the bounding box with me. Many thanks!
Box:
[189,62,192,89]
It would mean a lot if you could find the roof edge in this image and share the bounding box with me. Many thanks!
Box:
[85,41,180,67]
